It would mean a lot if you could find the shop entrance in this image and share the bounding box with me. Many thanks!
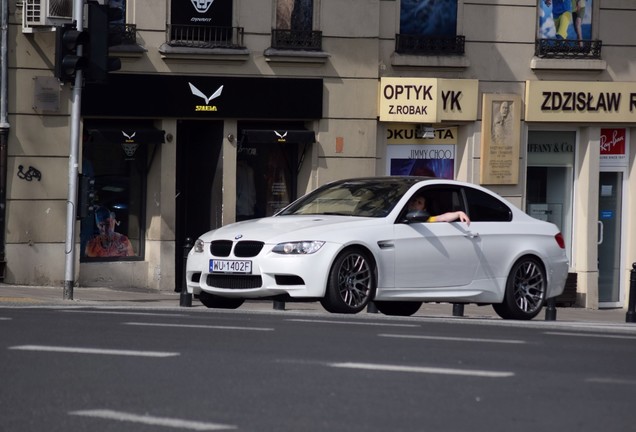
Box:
[597,169,626,306]
[175,120,223,291]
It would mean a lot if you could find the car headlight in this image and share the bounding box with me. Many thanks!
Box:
[272,241,325,255]
[193,238,205,253]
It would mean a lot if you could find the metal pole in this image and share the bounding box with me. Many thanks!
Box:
[63,0,85,300]
[626,263,636,323]
[180,237,193,307]
[544,297,557,321]
[452,303,464,317]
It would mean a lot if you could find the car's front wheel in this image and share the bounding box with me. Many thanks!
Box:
[321,248,375,314]
[374,301,422,316]
[493,256,546,320]
[199,291,245,309]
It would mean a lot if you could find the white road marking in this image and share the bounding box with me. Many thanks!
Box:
[125,322,274,331]
[69,409,236,430]
[60,310,187,317]
[330,362,514,378]
[0,317,11,320]
[287,318,418,328]
[379,333,526,344]
[545,331,636,340]
[585,377,636,386]
[9,345,179,357]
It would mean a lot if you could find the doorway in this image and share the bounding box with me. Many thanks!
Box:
[597,169,626,306]
[175,120,223,291]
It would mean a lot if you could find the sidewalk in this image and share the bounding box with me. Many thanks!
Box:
[0,283,632,325]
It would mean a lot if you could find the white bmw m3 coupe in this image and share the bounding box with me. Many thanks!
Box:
[186,177,569,320]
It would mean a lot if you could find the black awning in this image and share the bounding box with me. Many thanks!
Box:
[87,127,166,145]
[242,129,316,144]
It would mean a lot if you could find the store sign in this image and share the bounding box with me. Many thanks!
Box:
[384,123,457,178]
[600,128,628,167]
[525,81,636,122]
[379,78,478,123]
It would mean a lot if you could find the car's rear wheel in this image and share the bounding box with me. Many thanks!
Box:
[493,256,546,320]
[374,301,422,316]
[199,291,245,309]
[321,248,375,314]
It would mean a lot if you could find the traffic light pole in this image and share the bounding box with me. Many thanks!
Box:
[63,0,86,300]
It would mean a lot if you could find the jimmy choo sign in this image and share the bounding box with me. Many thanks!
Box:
[525,81,636,122]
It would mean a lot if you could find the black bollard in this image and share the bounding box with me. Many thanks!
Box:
[626,263,636,323]
[367,301,378,314]
[544,297,557,321]
[273,300,286,310]
[180,237,193,307]
[452,303,464,317]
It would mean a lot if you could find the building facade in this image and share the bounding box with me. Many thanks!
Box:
[5,0,636,309]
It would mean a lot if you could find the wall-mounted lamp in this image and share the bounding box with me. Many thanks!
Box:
[227,134,235,143]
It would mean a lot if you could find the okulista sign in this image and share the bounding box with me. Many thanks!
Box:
[525,81,636,122]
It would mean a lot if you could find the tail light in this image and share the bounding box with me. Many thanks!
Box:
[555,233,565,249]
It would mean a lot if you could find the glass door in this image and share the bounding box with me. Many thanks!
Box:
[597,169,625,306]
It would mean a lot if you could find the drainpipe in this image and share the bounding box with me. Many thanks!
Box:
[0,0,10,279]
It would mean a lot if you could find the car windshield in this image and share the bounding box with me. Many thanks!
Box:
[278,179,415,218]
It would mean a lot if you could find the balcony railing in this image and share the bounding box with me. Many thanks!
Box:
[395,34,465,55]
[535,38,602,59]
[167,24,245,49]
[271,29,322,51]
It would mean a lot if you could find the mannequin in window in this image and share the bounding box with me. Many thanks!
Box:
[236,160,256,220]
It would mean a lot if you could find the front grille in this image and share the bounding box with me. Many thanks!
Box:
[210,240,233,257]
[207,274,262,289]
[234,241,264,258]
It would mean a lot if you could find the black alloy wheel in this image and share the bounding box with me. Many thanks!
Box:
[321,248,376,314]
[493,256,546,320]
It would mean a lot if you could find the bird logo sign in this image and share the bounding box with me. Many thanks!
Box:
[275,131,288,142]
[189,82,224,112]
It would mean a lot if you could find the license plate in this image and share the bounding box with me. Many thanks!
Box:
[210,259,252,274]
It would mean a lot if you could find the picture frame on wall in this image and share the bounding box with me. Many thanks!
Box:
[480,93,522,185]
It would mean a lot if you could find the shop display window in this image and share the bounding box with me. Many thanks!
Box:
[526,130,575,262]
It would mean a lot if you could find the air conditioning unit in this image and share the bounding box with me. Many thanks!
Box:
[22,0,73,33]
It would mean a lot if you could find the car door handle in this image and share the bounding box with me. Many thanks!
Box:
[465,232,480,239]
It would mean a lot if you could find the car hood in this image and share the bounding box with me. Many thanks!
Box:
[198,215,387,244]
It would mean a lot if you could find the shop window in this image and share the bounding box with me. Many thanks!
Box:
[272,0,322,50]
[526,131,575,262]
[80,121,164,261]
[396,0,464,55]
[236,123,315,220]
[536,0,601,59]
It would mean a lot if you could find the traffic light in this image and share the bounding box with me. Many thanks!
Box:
[54,24,88,83]
[77,174,97,219]
[86,1,123,84]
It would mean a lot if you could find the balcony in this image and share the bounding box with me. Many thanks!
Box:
[395,34,465,55]
[167,24,245,49]
[535,38,602,60]
[271,29,322,51]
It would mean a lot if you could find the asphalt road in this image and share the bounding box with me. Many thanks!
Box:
[1,306,635,432]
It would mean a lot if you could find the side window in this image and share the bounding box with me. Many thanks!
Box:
[274,0,320,50]
[401,186,464,220]
[464,187,512,222]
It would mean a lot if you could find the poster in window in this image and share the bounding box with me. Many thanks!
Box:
[600,128,628,167]
[171,0,232,27]
[400,0,458,36]
[480,93,521,185]
[539,0,593,46]
[276,0,313,30]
